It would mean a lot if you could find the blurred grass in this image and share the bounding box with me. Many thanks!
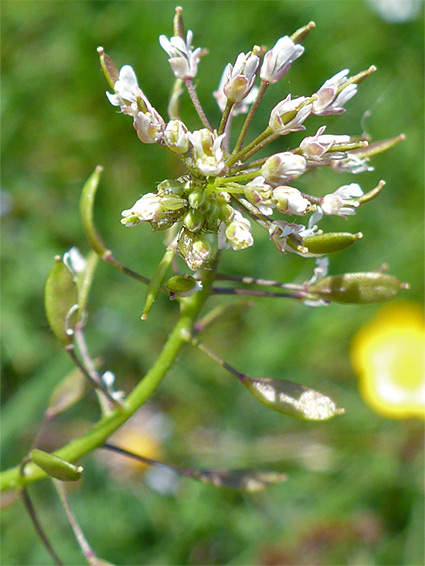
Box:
[1,1,424,565]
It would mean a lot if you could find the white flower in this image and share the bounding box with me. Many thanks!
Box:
[106,65,145,107]
[244,176,274,216]
[272,186,312,216]
[330,154,374,174]
[269,221,305,253]
[131,103,165,144]
[222,211,254,251]
[121,193,162,225]
[312,70,357,116]
[159,30,201,79]
[222,50,260,103]
[187,129,226,177]
[260,36,304,83]
[299,126,350,161]
[261,152,307,183]
[101,371,125,402]
[321,183,363,216]
[164,119,189,153]
[63,247,87,276]
[269,95,312,135]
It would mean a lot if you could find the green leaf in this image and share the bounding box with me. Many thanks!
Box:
[45,258,79,345]
[76,251,99,317]
[242,376,344,420]
[46,367,88,419]
[30,449,83,482]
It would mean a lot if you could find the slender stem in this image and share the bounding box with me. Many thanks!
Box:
[215,170,259,186]
[215,273,306,291]
[231,156,269,172]
[226,127,273,168]
[65,343,119,408]
[212,287,304,299]
[103,251,150,285]
[0,270,214,492]
[239,131,279,163]
[232,80,269,155]
[189,335,247,381]
[20,460,64,566]
[53,480,97,564]
[184,78,212,131]
[218,99,234,136]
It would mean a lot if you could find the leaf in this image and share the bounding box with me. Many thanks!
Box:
[46,367,88,419]
[45,258,79,345]
[242,376,344,421]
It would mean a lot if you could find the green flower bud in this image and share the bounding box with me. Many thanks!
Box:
[309,272,408,304]
[303,232,362,254]
[188,187,206,209]
[183,209,204,232]
[157,178,187,196]
[30,449,83,482]
[165,275,202,299]
[242,377,344,421]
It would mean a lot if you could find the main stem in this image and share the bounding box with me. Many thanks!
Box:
[0,270,214,492]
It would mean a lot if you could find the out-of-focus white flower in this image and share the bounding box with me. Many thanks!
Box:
[299,126,350,161]
[221,50,260,103]
[187,129,226,177]
[63,247,87,276]
[101,371,125,402]
[260,36,304,83]
[261,152,307,183]
[159,30,202,79]
[312,70,357,116]
[164,119,189,153]
[368,0,422,23]
[220,211,254,251]
[272,186,312,216]
[269,95,312,135]
[321,183,363,217]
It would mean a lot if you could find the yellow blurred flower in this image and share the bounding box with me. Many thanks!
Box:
[351,302,425,419]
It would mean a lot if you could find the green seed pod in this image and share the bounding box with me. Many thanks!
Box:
[45,258,79,345]
[303,232,362,254]
[242,377,344,421]
[309,272,407,304]
[97,47,119,89]
[30,449,83,482]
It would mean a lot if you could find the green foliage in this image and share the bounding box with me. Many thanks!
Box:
[1,1,423,565]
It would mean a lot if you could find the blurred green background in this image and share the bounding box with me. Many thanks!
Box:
[1,1,424,565]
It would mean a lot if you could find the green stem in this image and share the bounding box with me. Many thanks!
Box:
[232,80,269,155]
[0,271,214,492]
[217,99,234,136]
[226,126,273,168]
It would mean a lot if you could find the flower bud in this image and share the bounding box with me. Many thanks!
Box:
[244,177,273,205]
[224,211,254,251]
[261,152,306,183]
[188,187,206,209]
[157,178,187,196]
[183,209,204,232]
[223,50,260,103]
[272,186,312,215]
[312,69,358,116]
[303,232,362,254]
[30,449,83,482]
[165,275,203,299]
[309,272,408,304]
[260,36,304,83]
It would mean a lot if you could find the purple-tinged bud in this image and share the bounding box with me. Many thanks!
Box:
[312,69,357,116]
[223,50,260,103]
[269,95,312,135]
[260,36,304,83]
[309,272,408,304]
[261,152,307,183]
[299,125,350,161]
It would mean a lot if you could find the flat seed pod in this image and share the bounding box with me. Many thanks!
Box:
[45,259,79,345]
[309,272,406,304]
[242,376,344,420]
[304,232,361,254]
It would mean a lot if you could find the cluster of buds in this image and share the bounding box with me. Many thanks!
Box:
[98,7,403,277]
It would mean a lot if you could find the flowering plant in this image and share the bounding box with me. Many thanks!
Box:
[0,7,408,564]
